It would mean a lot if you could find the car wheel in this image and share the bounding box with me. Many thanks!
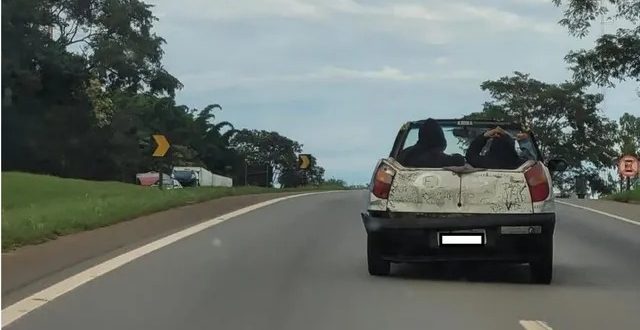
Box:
[367,234,390,276]
[530,237,553,284]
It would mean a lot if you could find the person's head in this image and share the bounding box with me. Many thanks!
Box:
[418,118,447,151]
[487,134,520,165]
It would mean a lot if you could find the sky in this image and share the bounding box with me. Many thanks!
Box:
[147,0,640,184]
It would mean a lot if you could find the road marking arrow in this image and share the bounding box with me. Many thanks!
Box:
[299,154,311,170]
[152,134,170,157]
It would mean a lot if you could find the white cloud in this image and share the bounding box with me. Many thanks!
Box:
[151,0,321,21]
[179,66,483,90]
[513,0,552,4]
[150,0,559,37]
[434,57,450,65]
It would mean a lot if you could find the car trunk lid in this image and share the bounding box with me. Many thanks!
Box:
[386,163,534,214]
[387,168,461,213]
[459,168,533,214]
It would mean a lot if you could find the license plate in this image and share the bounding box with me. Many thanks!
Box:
[439,232,485,245]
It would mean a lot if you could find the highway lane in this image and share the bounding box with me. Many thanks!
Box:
[5,191,640,330]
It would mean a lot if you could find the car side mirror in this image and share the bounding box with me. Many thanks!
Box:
[547,159,568,172]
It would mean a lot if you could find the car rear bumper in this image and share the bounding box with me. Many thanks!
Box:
[362,212,555,232]
[362,212,555,263]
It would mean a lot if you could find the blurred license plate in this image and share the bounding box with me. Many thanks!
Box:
[439,233,485,245]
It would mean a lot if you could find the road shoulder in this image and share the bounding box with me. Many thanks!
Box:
[556,198,640,223]
[1,192,303,307]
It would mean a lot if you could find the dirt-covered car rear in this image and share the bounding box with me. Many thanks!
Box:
[362,119,567,284]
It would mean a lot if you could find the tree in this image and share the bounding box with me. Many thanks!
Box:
[304,155,326,186]
[102,96,238,182]
[324,178,348,188]
[230,130,326,187]
[1,0,328,187]
[2,0,182,179]
[553,0,640,90]
[468,72,617,166]
[231,129,303,182]
[466,72,618,193]
[278,154,325,187]
[618,112,640,156]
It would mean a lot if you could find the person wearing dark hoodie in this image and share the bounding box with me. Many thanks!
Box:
[397,118,466,168]
[465,126,527,170]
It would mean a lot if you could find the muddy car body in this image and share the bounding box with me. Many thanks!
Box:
[362,119,566,283]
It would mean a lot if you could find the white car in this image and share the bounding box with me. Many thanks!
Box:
[362,119,566,284]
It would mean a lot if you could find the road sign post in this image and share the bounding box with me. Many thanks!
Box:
[266,163,270,187]
[244,161,248,186]
[618,155,638,191]
[152,134,171,190]
[298,154,311,186]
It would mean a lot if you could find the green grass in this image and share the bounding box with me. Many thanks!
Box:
[605,187,640,203]
[2,172,343,250]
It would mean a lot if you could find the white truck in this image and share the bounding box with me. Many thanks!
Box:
[172,166,233,187]
[362,119,567,284]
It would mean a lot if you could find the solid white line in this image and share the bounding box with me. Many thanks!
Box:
[519,320,553,330]
[556,200,640,227]
[1,191,340,327]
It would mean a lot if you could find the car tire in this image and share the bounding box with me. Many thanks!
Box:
[530,237,553,284]
[367,234,391,276]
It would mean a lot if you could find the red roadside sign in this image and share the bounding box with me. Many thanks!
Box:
[618,155,639,178]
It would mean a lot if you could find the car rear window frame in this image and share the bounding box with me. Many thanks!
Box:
[389,119,544,162]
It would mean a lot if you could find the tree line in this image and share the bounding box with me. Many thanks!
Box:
[3,0,638,192]
[1,0,327,188]
[467,0,639,194]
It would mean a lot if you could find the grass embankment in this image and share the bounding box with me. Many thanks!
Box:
[2,172,345,250]
[605,187,640,203]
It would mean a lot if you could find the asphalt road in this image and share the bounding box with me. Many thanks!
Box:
[5,191,640,330]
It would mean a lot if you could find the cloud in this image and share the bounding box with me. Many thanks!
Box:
[434,57,450,65]
[151,0,559,37]
[178,66,483,90]
[153,0,322,20]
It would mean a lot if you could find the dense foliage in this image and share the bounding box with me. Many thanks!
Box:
[553,0,640,91]
[1,0,325,186]
[466,72,636,194]
[466,72,618,168]
[230,130,325,187]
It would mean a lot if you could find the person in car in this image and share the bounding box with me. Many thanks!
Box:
[466,126,527,169]
[515,131,537,161]
[397,118,465,167]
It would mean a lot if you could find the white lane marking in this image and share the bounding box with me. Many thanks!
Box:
[1,191,341,327]
[519,320,553,330]
[556,200,640,227]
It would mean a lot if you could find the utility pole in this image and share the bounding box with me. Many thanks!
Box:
[244,161,248,186]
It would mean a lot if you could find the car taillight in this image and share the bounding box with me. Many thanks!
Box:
[525,162,550,202]
[372,164,395,199]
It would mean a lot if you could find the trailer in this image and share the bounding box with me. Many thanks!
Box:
[172,166,232,187]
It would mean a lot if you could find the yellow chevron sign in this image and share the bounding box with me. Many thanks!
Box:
[298,154,311,170]
[152,134,170,157]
